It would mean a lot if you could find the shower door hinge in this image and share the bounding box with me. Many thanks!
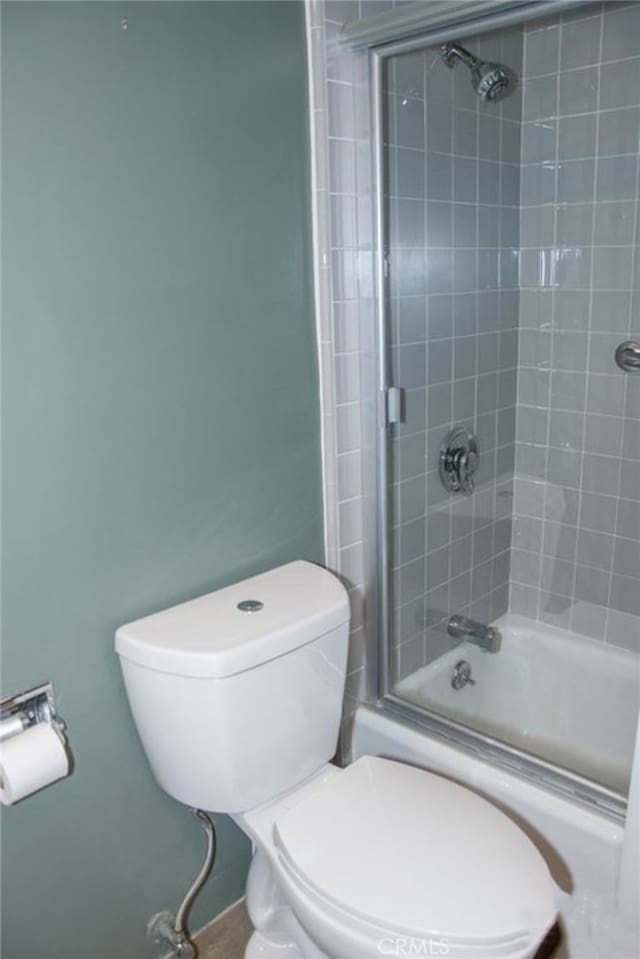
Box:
[383,387,404,427]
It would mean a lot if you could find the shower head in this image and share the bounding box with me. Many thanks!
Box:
[441,41,516,102]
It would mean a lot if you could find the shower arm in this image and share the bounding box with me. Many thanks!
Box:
[442,42,478,70]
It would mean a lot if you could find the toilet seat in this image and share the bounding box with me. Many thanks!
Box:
[275,847,532,958]
[271,756,557,958]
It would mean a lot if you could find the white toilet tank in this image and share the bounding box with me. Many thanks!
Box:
[115,561,350,812]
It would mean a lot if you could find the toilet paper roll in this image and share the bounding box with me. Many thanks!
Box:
[0,724,69,806]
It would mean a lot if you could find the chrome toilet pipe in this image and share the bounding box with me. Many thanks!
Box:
[148,808,216,958]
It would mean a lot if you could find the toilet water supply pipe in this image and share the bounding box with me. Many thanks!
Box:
[149,808,217,958]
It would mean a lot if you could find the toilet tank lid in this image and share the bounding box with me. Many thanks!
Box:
[115,561,349,678]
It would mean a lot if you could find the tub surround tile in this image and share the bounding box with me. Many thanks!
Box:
[307,0,385,745]
[512,2,640,652]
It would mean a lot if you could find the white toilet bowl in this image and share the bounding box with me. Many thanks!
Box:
[237,756,557,959]
[115,561,558,959]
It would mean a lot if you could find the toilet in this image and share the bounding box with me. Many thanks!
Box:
[115,561,558,959]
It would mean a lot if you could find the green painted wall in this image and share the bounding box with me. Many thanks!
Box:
[0,3,321,956]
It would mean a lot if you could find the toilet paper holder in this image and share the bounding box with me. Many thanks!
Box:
[0,682,66,743]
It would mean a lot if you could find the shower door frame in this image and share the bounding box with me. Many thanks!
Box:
[367,2,627,823]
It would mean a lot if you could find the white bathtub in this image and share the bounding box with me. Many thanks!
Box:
[395,614,640,795]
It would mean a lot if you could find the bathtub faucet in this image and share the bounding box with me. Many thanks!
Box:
[447,614,501,653]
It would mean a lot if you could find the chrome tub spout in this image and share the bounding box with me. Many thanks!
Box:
[448,614,501,653]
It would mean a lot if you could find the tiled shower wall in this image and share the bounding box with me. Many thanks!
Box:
[511,2,640,649]
[387,30,524,680]
[306,0,383,737]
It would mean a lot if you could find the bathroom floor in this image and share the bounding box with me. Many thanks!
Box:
[192,903,566,959]
[194,901,253,959]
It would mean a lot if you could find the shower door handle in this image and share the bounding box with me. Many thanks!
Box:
[615,341,640,372]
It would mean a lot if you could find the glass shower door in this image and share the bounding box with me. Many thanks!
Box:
[384,27,522,686]
[378,7,640,806]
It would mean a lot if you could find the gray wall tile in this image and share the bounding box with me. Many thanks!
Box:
[512,4,639,648]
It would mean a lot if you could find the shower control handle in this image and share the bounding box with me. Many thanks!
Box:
[449,448,477,494]
[440,427,479,495]
[615,340,640,372]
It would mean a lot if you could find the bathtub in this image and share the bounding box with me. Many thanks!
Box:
[394,614,640,796]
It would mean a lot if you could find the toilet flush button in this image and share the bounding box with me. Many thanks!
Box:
[237,600,264,613]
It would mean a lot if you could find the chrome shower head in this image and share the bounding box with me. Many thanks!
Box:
[441,41,516,102]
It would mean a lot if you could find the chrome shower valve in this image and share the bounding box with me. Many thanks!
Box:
[439,426,479,495]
